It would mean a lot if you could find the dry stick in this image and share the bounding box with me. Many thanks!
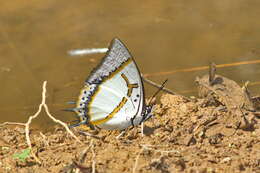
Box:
[141,75,176,95]
[142,75,191,102]
[39,132,49,147]
[115,130,126,139]
[1,81,82,163]
[78,131,102,140]
[141,123,144,137]
[132,147,144,173]
[0,122,25,126]
[209,62,216,86]
[43,104,81,143]
[74,140,93,173]
[25,81,81,163]
[91,142,96,173]
[24,81,81,147]
[144,59,260,77]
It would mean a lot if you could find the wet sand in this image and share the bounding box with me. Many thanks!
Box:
[0,72,259,173]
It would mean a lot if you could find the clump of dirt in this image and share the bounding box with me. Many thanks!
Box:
[0,72,259,173]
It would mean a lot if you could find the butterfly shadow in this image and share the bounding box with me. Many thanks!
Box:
[143,125,161,136]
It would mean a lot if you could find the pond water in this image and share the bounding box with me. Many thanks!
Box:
[0,0,260,128]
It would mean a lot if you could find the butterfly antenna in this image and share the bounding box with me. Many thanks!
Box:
[148,79,168,106]
[62,107,82,112]
[67,101,76,104]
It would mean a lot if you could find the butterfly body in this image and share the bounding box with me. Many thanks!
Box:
[71,38,152,130]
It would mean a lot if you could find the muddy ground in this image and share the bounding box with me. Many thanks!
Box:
[0,72,259,173]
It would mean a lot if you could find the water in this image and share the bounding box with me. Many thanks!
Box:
[0,0,260,128]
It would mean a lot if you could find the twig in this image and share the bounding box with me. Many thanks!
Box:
[192,109,217,133]
[1,81,82,164]
[91,141,96,173]
[132,147,144,173]
[61,140,93,173]
[0,122,25,126]
[25,81,81,145]
[43,104,81,143]
[78,131,102,140]
[39,132,49,147]
[144,59,260,77]
[115,130,126,139]
[80,144,92,164]
[141,75,176,95]
[76,140,93,173]
[141,123,144,137]
[209,62,216,86]
[142,75,191,101]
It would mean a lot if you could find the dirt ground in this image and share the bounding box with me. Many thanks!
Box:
[0,73,259,173]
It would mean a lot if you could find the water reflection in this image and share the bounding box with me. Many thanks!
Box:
[0,0,259,128]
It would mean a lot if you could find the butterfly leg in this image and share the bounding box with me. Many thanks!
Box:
[141,122,144,137]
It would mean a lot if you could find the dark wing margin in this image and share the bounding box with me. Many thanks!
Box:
[86,38,132,84]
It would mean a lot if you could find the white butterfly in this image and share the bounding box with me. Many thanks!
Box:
[69,38,153,130]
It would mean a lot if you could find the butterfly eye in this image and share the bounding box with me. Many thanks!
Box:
[134,99,137,102]
[136,94,140,97]
[84,91,87,94]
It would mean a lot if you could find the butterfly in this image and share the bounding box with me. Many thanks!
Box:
[68,38,153,130]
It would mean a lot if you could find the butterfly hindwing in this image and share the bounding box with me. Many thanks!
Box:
[75,38,145,130]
